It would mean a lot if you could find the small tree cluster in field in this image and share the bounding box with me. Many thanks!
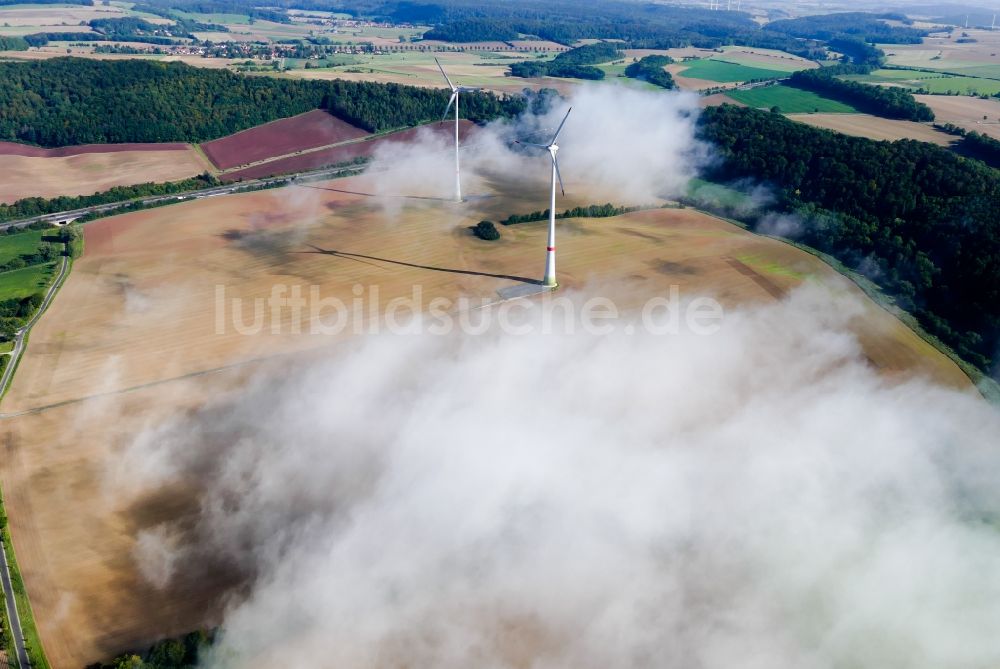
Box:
[473,220,501,241]
[0,294,44,340]
[98,630,213,669]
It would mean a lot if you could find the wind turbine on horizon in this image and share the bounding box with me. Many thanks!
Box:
[516,107,572,289]
[435,57,481,202]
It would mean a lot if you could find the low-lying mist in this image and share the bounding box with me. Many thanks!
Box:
[362,85,708,204]
[117,284,1000,669]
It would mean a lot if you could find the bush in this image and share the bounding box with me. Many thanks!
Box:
[473,220,501,241]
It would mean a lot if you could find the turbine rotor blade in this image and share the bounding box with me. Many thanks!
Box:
[435,57,456,91]
[554,156,565,196]
[550,107,572,144]
[442,92,457,122]
[515,140,548,149]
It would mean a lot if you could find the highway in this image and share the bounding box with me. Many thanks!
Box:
[0,162,366,232]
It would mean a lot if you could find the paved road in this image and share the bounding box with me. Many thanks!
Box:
[1,534,29,669]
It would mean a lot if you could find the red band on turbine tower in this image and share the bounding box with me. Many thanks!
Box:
[547,246,556,252]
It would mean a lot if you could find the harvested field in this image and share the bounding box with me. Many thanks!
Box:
[0,142,190,158]
[882,28,1000,71]
[221,120,474,181]
[0,3,124,33]
[785,113,955,145]
[917,94,1000,140]
[700,93,743,107]
[282,49,548,94]
[716,46,819,72]
[0,144,211,203]
[0,158,973,669]
[201,109,369,170]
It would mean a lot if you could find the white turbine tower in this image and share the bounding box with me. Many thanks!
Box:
[517,108,572,288]
[436,57,480,202]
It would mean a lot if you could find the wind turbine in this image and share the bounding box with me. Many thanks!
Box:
[516,108,571,288]
[436,57,480,202]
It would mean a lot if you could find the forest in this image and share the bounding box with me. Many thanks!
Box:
[935,123,1000,168]
[767,12,932,44]
[699,104,999,373]
[787,67,935,121]
[412,0,823,56]
[624,55,676,89]
[131,0,290,23]
[0,36,27,51]
[0,58,524,146]
[509,42,623,80]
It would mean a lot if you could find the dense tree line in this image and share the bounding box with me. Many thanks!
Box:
[935,123,1000,168]
[767,12,931,44]
[827,37,886,67]
[959,132,1000,167]
[0,36,28,51]
[423,18,517,42]
[624,55,676,89]
[788,67,934,121]
[510,42,623,80]
[0,294,45,340]
[0,58,524,147]
[25,14,227,46]
[502,203,663,225]
[132,0,290,23]
[699,104,1000,372]
[410,0,823,57]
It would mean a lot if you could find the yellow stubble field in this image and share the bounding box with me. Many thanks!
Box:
[0,171,973,668]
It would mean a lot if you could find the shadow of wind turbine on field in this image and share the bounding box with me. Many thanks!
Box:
[300,245,540,285]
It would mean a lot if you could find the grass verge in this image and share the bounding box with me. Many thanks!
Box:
[1,487,50,669]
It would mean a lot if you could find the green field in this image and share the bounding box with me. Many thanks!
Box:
[0,261,56,301]
[0,229,47,267]
[844,68,1000,95]
[931,64,1000,79]
[174,10,253,24]
[678,58,790,83]
[726,84,858,113]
